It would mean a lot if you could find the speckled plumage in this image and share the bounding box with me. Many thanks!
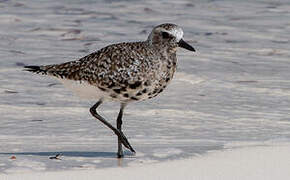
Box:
[28,24,185,103]
[24,23,195,157]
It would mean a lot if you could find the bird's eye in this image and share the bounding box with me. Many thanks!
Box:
[162,32,170,39]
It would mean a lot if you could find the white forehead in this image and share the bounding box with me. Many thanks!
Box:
[148,24,184,43]
[167,27,184,41]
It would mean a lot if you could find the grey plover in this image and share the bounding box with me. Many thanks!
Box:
[24,23,195,158]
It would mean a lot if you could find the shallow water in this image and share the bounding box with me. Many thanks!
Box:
[0,0,290,173]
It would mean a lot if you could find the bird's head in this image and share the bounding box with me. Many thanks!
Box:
[147,23,195,53]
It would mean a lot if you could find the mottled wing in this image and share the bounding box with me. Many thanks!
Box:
[37,52,96,80]
[41,42,159,90]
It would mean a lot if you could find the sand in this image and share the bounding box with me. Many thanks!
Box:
[2,143,290,180]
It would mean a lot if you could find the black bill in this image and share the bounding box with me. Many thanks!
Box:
[178,39,195,52]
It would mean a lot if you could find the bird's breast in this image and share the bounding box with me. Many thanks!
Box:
[94,52,177,103]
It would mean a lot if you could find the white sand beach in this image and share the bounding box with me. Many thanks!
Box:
[1,0,290,178]
[2,143,290,180]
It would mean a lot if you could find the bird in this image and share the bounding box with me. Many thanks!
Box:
[24,23,195,158]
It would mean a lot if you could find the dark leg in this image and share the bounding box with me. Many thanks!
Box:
[117,103,126,158]
[89,100,135,155]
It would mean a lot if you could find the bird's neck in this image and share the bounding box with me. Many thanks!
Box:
[146,40,177,57]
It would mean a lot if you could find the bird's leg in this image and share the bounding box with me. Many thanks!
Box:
[89,100,135,155]
[117,103,126,158]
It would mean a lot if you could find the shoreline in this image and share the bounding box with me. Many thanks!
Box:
[2,143,290,180]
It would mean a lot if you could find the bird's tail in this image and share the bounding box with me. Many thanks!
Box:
[24,65,48,75]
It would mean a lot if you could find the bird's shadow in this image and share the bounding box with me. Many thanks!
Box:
[0,151,121,158]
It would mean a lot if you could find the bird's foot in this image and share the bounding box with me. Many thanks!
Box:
[114,130,135,153]
[117,152,124,158]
